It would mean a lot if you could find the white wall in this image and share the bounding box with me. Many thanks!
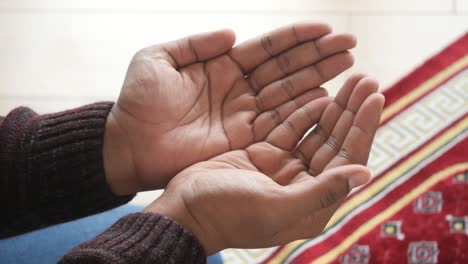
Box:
[0,0,466,205]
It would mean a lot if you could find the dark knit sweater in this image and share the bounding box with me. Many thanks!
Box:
[0,103,206,263]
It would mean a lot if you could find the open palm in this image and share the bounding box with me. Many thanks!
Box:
[106,22,357,193]
[149,74,385,254]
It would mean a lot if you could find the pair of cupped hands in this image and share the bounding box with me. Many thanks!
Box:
[103,22,384,255]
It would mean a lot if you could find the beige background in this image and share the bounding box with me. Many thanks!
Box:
[0,0,466,205]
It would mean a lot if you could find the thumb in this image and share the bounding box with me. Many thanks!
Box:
[154,29,236,68]
[285,165,371,218]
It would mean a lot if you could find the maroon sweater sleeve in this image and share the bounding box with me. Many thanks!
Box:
[0,103,134,237]
[0,103,207,263]
[59,213,206,264]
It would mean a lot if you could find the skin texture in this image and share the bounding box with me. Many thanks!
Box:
[103,22,358,195]
[146,74,385,255]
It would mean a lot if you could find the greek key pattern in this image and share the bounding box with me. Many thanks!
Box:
[368,70,467,175]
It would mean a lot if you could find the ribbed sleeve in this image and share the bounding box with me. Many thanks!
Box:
[0,103,134,238]
[59,213,206,264]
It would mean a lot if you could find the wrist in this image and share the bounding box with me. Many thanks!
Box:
[103,109,140,195]
[144,191,220,256]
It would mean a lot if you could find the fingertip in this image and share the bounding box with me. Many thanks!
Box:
[320,23,333,36]
[320,22,333,33]
[322,95,334,104]
[372,93,386,119]
[347,165,372,189]
[347,33,357,48]
[358,76,380,91]
[375,92,386,104]
[348,72,368,84]
[313,87,329,97]
[343,51,355,68]
[195,29,237,61]
[314,96,334,110]
[367,92,386,109]
[221,28,237,46]
[345,77,380,112]
[303,21,333,33]
[334,72,366,106]
[212,28,236,50]
[329,51,355,73]
[302,96,333,116]
[302,88,330,104]
[337,33,357,49]
[293,21,333,41]
[320,96,335,111]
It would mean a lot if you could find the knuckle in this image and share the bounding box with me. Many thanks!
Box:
[311,39,322,57]
[248,76,261,92]
[295,148,308,164]
[310,64,325,83]
[344,108,357,116]
[276,54,291,75]
[261,34,275,56]
[352,124,370,136]
[270,109,282,125]
[255,95,265,112]
[325,135,340,153]
[333,100,345,111]
[280,79,295,100]
[313,124,327,139]
[281,120,300,139]
[299,105,314,123]
[281,119,294,131]
[337,147,355,163]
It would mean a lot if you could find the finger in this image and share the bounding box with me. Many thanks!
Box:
[229,22,332,74]
[255,52,354,111]
[151,29,236,68]
[324,93,385,170]
[273,165,371,243]
[293,73,366,164]
[252,88,328,141]
[308,77,379,174]
[249,33,357,90]
[265,97,332,151]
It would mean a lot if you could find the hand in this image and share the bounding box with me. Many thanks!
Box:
[103,22,357,195]
[145,74,385,255]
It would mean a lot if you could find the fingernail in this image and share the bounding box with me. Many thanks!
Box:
[348,173,371,189]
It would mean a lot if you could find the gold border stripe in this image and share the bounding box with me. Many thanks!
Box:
[381,55,468,123]
[312,163,468,264]
[267,241,306,264]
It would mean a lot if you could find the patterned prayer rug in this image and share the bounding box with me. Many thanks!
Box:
[221,33,468,264]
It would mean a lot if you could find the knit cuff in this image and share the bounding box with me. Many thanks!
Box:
[59,213,207,264]
[1,102,134,237]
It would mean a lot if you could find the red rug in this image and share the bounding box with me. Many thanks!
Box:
[222,34,468,264]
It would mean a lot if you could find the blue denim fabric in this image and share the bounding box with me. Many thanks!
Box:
[0,205,223,264]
